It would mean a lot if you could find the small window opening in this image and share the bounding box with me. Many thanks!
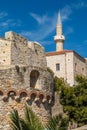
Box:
[75,63,77,71]
[82,68,84,74]
[56,63,60,71]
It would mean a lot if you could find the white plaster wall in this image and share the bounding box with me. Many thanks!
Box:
[66,52,74,86]
[73,53,86,77]
[46,52,75,86]
[46,54,66,80]
[46,51,87,86]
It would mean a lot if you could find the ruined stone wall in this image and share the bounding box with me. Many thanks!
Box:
[5,31,47,69]
[0,31,54,130]
[29,42,47,69]
[5,31,28,44]
[0,39,11,65]
[0,65,52,92]
[0,66,53,130]
[0,92,52,130]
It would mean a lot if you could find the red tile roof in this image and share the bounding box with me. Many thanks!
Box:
[46,50,86,63]
[46,50,73,56]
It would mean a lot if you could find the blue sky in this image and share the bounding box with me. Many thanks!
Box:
[0,0,87,57]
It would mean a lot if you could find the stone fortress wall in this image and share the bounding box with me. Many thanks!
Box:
[0,38,11,65]
[0,31,55,130]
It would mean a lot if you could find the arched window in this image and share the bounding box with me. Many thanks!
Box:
[30,70,40,89]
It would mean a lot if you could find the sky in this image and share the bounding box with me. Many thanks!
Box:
[0,0,87,57]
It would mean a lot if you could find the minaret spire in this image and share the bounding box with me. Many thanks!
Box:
[54,10,65,51]
[57,10,62,25]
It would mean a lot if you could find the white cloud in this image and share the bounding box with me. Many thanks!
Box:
[30,5,72,26]
[61,5,72,21]
[0,19,12,27]
[0,11,22,32]
[0,12,8,19]
[20,6,74,44]
[29,6,73,40]
[30,13,48,24]
[41,40,53,45]
[60,0,87,22]
[20,13,57,41]
[0,19,22,29]
[20,32,54,46]
[21,0,87,44]
[72,1,87,10]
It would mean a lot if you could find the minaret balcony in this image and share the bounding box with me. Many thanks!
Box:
[54,35,65,41]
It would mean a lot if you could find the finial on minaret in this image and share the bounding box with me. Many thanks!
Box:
[54,10,65,51]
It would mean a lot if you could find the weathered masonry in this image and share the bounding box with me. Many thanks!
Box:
[0,31,55,130]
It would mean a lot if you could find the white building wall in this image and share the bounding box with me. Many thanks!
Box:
[46,52,75,86]
[46,51,87,86]
[46,54,66,80]
[66,52,74,86]
[73,53,86,77]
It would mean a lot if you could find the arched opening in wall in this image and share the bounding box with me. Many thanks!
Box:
[30,70,40,89]
[30,93,37,103]
[39,94,44,102]
[30,93,36,99]
[20,92,27,98]
[7,91,16,97]
[0,91,3,96]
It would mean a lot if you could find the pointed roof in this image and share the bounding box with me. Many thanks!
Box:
[57,10,62,25]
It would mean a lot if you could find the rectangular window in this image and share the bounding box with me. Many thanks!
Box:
[56,63,60,71]
[75,63,77,71]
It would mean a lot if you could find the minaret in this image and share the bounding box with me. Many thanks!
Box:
[54,11,65,51]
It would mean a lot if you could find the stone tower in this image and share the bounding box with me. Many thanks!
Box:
[0,31,54,130]
[54,11,65,51]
